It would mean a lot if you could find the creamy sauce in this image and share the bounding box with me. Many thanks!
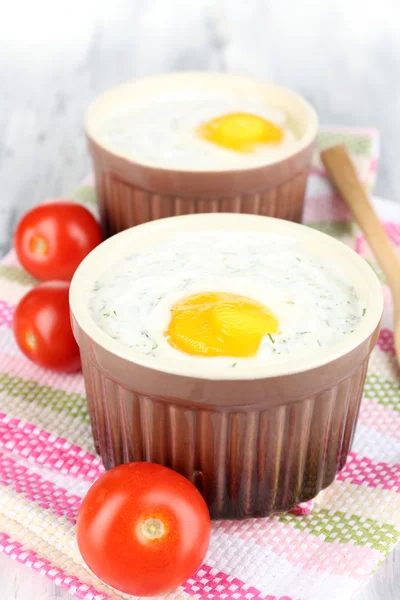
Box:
[97,89,298,170]
[89,231,364,369]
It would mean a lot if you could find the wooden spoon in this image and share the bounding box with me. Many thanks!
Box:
[321,144,400,360]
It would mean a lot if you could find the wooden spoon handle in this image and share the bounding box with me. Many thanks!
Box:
[321,145,400,295]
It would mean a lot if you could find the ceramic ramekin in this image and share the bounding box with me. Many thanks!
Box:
[70,214,382,519]
[85,72,319,237]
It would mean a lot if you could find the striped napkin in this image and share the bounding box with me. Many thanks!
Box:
[0,126,399,600]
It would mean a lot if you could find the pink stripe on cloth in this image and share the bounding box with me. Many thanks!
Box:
[337,451,400,492]
[308,166,375,182]
[0,532,108,600]
[356,221,400,256]
[184,564,299,600]
[0,415,103,481]
[358,400,400,439]
[289,500,313,516]
[216,519,381,579]
[0,301,14,328]
[309,166,328,178]
[0,454,82,523]
[0,352,86,395]
[376,329,395,355]
[303,192,352,224]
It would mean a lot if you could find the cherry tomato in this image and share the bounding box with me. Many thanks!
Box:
[13,282,81,372]
[77,462,211,596]
[14,201,102,281]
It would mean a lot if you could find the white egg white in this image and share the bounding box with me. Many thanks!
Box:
[89,231,364,369]
[98,89,298,170]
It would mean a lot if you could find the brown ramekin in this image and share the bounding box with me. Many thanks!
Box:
[85,73,319,236]
[70,214,382,519]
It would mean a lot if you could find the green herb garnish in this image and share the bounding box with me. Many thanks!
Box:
[113,310,117,316]
[286,301,295,305]
[362,308,366,316]
[267,333,275,344]
[103,313,110,317]
[232,362,238,367]
[296,257,302,262]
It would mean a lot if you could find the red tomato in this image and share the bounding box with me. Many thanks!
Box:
[13,282,81,372]
[14,201,102,281]
[77,462,211,596]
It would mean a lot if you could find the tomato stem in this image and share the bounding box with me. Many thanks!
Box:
[30,235,48,255]
[141,518,164,540]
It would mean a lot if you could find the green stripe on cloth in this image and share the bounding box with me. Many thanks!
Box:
[317,132,372,155]
[0,265,37,286]
[70,185,97,206]
[307,221,356,239]
[364,374,400,413]
[0,373,90,422]
[279,509,399,552]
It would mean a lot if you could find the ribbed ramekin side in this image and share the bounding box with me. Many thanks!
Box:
[80,353,370,519]
[93,167,309,236]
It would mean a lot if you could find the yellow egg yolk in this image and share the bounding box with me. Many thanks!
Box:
[197,112,284,153]
[165,292,279,357]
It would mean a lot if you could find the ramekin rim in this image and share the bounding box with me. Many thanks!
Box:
[84,71,319,174]
[70,213,383,381]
